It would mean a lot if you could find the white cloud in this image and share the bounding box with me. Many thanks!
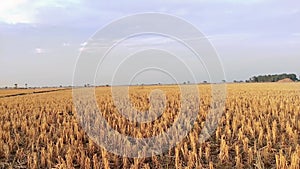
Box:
[0,0,82,24]
[80,42,88,46]
[0,0,35,24]
[35,48,45,54]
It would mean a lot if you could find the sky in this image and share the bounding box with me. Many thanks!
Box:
[0,0,300,87]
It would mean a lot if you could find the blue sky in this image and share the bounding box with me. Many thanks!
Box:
[0,0,299,87]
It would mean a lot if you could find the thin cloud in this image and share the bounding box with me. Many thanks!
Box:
[79,41,87,52]
[63,42,71,47]
[292,33,300,37]
[76,34,251,50]
[120,34,253,48]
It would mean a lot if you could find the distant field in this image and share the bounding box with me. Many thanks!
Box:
[0,88,67,97]
[0,83,299,168]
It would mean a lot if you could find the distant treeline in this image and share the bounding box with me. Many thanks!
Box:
[248,73,299,82]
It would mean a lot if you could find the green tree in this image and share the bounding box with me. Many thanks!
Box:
[249,73,299,82]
